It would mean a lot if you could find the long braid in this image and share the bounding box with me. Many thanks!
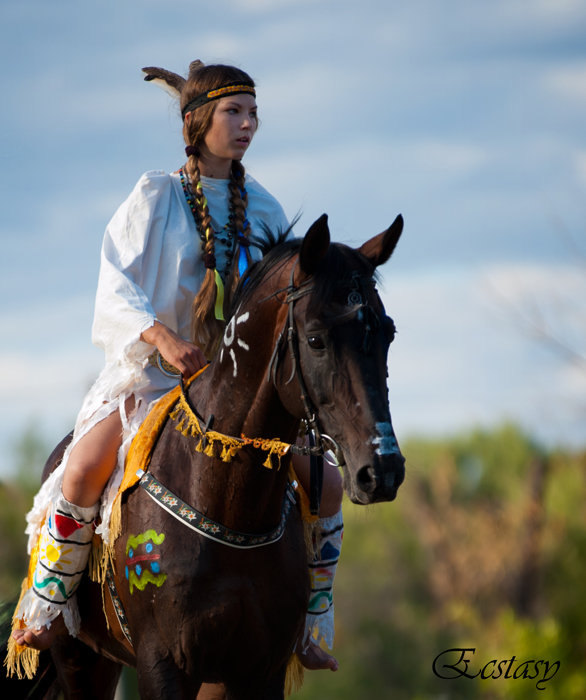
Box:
[188,155,224,358]
[225,160,252,299]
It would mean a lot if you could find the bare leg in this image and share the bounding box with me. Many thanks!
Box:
[291,455,343,518]
[62,398,133,507]
[13,401,131,650]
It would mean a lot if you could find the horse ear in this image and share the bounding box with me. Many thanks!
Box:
[142,66,186,99]
[299,214,330,275]
[358,214,404,268]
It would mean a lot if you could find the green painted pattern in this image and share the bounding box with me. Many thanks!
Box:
[33,572,68,600]
[125,529,167,595]
[125,529,165,554]
[127,568,167,594]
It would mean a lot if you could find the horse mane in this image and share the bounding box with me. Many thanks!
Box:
[232,223,380,317]
[231,225,300,312]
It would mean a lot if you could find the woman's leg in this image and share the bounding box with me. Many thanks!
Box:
[291,455,344,519]
[61,400,132,507]
[13,402,131,650]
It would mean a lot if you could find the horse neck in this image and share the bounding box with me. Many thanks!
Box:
[186,297,298,531]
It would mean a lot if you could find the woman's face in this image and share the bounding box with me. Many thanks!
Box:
[198,93,258,166]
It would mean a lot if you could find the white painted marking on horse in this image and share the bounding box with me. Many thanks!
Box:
[224,317,236,347]
[372,421,400,456]
[222,311,251,377]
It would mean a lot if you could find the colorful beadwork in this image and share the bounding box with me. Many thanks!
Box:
[138,470,296,549]
[181,83,256,118]
[206,84,256,100]
[105,565,133,644]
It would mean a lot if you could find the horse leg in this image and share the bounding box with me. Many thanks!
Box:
[259,666,287,700]
[50,634,122,700]
[224,665,286,700]
[135,652,200,700]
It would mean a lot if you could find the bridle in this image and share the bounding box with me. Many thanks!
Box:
[268,262,383,513]
[280,267,329,515]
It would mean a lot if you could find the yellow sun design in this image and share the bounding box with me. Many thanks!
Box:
[39,532,73,571]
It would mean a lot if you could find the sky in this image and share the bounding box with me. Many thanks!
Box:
[1,0,585,477]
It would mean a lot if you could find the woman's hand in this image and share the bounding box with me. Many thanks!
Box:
[142,321,207,378]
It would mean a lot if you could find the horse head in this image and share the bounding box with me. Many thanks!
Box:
[277,213,406,505]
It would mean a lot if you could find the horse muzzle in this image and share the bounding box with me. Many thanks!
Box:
[346,451,406,504]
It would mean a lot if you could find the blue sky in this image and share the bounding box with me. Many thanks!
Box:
[1,0,585,476]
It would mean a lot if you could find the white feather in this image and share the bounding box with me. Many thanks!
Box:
[148,77,181,100]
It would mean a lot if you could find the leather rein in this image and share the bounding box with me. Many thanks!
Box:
[268,264,341,514]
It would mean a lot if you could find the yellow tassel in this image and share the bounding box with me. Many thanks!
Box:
[203,441,215,457]
[109,494,123,544]
[4,579,40,680]
[284,653,305,696]
[263,453,274,469]
[88,535,106,584]
[5,636,40,680]
[4,524,45,680]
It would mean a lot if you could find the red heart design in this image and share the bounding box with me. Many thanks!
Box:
[54,514,84,538]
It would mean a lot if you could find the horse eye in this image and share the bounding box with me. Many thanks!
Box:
[384,316,397,343]
[307,335,325,350]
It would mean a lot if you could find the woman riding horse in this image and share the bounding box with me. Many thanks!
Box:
[9,60,342,676]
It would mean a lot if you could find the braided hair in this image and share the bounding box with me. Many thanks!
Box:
[181,61,255,357]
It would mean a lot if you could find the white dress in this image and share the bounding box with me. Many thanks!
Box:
[25,169,289,549]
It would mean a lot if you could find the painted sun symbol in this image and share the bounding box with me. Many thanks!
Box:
[39,532,73,572]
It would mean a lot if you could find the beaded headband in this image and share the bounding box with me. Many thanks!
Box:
[181,83,256,119]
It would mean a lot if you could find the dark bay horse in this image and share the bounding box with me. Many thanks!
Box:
[12,213,406,699]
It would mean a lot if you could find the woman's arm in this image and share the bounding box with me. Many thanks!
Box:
[141,321,207,378]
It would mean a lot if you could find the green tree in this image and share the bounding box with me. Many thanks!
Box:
[296,424,586,699]
[0,423,49,603]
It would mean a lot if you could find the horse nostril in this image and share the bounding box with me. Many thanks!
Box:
[356,465,376,493]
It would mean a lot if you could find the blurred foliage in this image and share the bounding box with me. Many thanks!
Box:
[0,424,45,603]
[1,423,584,698]
[297,423,586,700]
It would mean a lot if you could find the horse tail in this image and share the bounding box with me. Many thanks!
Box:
[0,601,59,699]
